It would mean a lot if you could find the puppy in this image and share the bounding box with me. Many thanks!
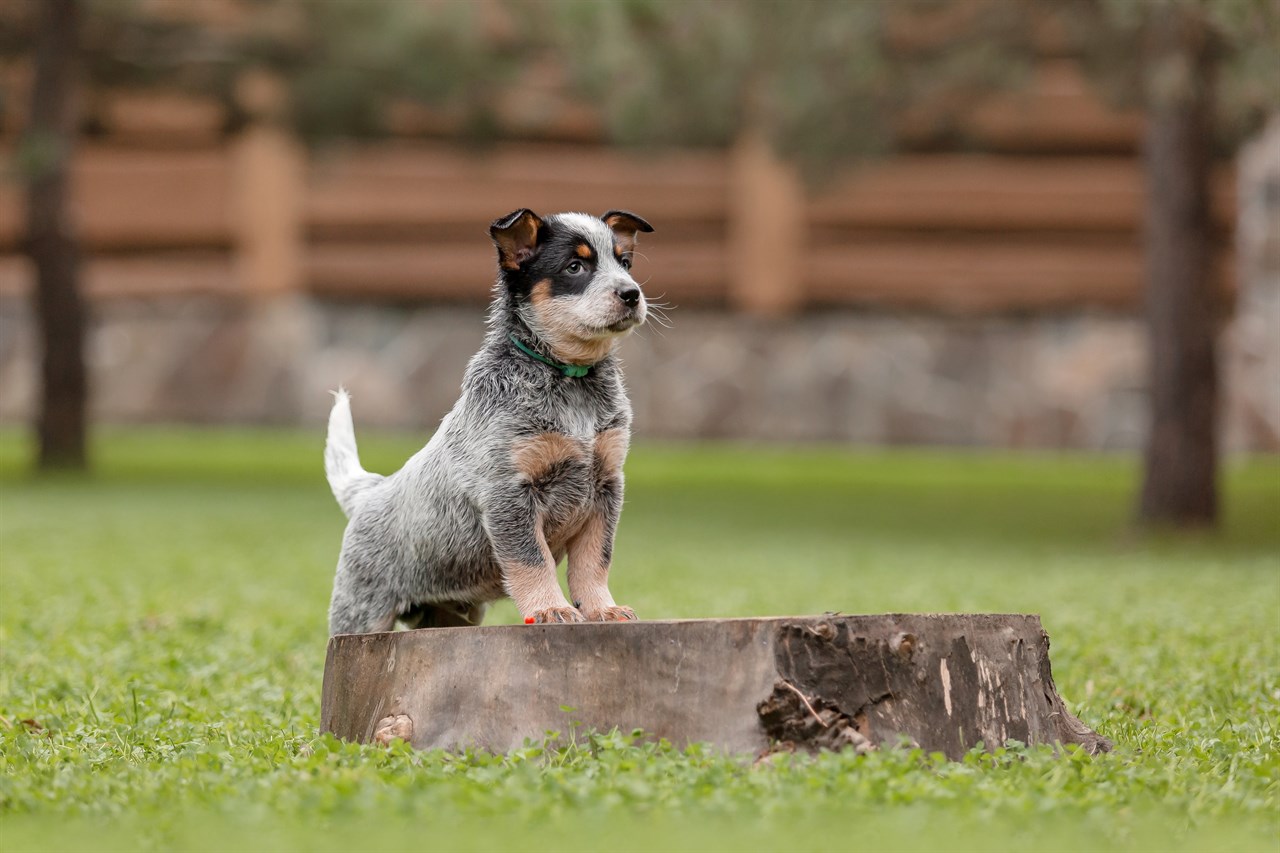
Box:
[323,209,652,635]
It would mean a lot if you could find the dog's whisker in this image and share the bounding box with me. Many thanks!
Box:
[645,309,670,329]
[635,323,666,339]
[642,292,677,310]
[646,303,675,323]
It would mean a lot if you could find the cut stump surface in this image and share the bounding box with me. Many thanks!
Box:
[321,614,1110,758]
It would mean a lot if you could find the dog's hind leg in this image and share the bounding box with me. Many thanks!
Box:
[328,593,397,636]
[328,558,399,636]
[399,602,487,629]
[328,600,396,636]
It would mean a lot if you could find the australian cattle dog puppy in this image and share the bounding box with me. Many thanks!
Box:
[323,209,653,635]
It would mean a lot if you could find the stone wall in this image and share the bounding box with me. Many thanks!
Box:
[1,291,1275,451]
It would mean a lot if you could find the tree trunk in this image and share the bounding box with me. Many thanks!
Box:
[321,615,1111,759]
[25,0,87,471]
[1137,8,1219,527]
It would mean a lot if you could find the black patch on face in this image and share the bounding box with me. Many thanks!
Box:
[500,222,600,301]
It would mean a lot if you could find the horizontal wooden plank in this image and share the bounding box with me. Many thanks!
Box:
[809,156,1236,232]
[101,91,228,145]
[0,253,237,299]
[307,143,729,232]
[309,187,727,234]
[310,141,728,186]
[805,241,1233,312]
[895,60,1144,154]
[959,60,1146,153]
[0,242,719,304]
[0,146,232,250]
[305,240,726,304]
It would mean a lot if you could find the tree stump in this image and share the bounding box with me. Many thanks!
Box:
[321,614,1111,758]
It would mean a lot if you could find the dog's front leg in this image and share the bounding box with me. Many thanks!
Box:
[567,444,635,623]
[566,511,635,622]
[485,497,583,624]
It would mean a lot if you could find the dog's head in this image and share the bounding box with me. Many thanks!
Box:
[489,209,653,365]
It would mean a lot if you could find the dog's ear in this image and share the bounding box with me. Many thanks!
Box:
[490,209,544,270]
[601,210,654,255]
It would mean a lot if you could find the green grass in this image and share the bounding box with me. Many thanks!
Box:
[0,427,1277,852]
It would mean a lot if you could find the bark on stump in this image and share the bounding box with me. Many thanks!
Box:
[321,614,1110,758]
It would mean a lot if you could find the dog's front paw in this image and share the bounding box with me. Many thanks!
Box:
[585,606,637,622]
[530,607,586,625]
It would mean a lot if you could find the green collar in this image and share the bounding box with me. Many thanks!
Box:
[509,334,593,378]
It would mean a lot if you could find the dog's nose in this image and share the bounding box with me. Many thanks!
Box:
[617,286,641,308]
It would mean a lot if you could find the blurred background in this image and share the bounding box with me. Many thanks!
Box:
[0,0,1276,527]
[3,8,1278,846]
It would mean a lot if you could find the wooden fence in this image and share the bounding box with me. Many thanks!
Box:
[0,99,1237,316]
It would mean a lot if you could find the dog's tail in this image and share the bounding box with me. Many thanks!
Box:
[325,388,383,519]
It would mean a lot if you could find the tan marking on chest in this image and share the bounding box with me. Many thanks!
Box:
[594,428,628,477]
[511,432,588,481]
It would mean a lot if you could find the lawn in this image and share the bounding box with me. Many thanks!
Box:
[0,428,1277,852]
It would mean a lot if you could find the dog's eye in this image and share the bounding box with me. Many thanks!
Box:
[620,257,632,270]
[566,261,585,275]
